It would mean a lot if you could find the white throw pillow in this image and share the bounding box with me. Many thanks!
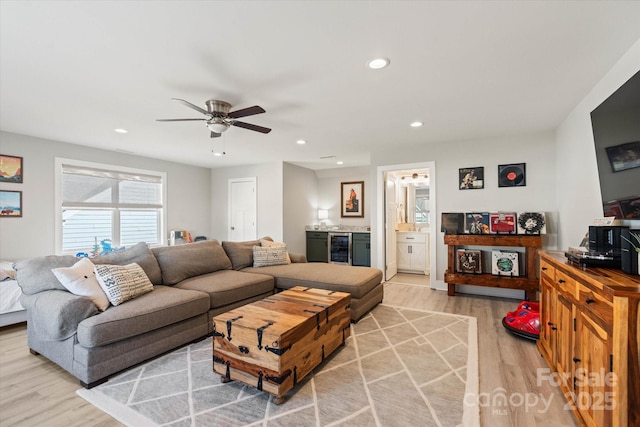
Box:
[253,245,291,267]
[0,260,16,281]
[94,262,154,306]
[52,258,110,311]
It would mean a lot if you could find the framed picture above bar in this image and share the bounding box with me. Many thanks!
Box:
[0,154,23,183]
[341,181,364,218]
[0,190,22,217]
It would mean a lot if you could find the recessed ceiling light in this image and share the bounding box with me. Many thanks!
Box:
[367,58,390,70]
[114,128,128,134]
[337,161,344,165]
[410,121,423,128]
[296,139,307,145]
[213,152,223,157]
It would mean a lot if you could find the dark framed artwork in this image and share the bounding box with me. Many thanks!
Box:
[606,141,640,173]
[0,154,23,183]
[341,181,364,218]
[498,163,526,187]
[0,190,22,217]
[459,167,484,190]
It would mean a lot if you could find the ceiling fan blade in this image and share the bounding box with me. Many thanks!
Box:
[156,118,206,122]
[210,131,221,138]
[171,98,209,115]
[232,121,272,134]
[228,105,265,119]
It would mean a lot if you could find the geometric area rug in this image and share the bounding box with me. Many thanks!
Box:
[77,304,479,427]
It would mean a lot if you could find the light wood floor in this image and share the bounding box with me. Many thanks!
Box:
[0,274,577,427]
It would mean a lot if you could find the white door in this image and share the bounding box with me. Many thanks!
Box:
[228,177,257,241]
[385,173,398,279]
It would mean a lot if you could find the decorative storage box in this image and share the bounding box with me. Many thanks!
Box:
[212,287,351,403]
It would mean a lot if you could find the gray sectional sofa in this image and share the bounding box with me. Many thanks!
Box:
[15,238,383,388]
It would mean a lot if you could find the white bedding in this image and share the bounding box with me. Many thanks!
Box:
[0,279,26,326]
[1,279,23,314]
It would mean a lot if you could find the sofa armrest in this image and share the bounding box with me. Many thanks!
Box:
[20,290,98,341]
[289,253,307,263]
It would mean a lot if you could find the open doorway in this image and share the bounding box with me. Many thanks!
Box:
[376,162,437,288]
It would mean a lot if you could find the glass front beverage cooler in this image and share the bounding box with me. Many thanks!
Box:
[328,232,351,265]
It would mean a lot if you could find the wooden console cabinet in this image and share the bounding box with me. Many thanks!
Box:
[538,250,640,427]
[444,234,542,300]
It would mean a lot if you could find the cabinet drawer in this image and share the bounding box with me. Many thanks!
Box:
[555,270,577,299]
[352,233,370,242]
[397,233,426,243]
[306,232,328,239]
[539,259,555,281]
[577,283,613,328]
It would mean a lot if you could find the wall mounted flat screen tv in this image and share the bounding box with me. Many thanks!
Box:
[590,70,640,220]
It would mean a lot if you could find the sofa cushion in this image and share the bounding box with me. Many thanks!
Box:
[92,242,163,285]
[174,270,274,309]
[222,237,273,270]
[94,263,154,306]
[52,257,110,311]
[76,285,210,348]
[152,240,232,285]
[240,263,383,300]
[15,255,79,295]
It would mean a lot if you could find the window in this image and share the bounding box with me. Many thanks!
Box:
[56,159,166,253]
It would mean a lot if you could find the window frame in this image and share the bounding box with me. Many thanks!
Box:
[55,158,167,255]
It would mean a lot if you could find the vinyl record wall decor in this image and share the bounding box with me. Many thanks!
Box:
[498,163,526,187]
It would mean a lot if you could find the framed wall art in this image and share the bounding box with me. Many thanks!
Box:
[0,190,22,217]
[498,163,526,187]
[0,154,23,183]
[459,167,484,189]
[341,181,364,218]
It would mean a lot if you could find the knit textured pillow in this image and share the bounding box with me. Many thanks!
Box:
[94,262,153,306]
[252,245,290,267]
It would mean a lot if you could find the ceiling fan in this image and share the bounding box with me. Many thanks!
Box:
[157,98,271,138]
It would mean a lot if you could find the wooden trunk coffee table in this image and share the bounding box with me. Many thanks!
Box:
[212,286,351,404]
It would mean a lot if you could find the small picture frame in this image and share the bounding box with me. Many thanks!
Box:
[606,141,640,173]
[0,154,23,183]
[457,249,482,274]
[341,181,364,218]
[0,190,22,217]
[498,163,526,187]
[517,212,547,234]
[492,250,520,276]
[459,167,484,189]
[465,212,490,234]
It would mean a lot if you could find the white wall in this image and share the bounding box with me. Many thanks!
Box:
[211,162,284,243]
[0,131,212,260]
[370,131,557,297]
[283,163,318,255]
[315,166,372,228]
[555,39,640,249]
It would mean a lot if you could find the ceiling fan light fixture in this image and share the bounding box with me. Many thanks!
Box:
[207,121,229,133]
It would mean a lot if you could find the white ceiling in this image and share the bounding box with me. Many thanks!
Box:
[2,1,640,170]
